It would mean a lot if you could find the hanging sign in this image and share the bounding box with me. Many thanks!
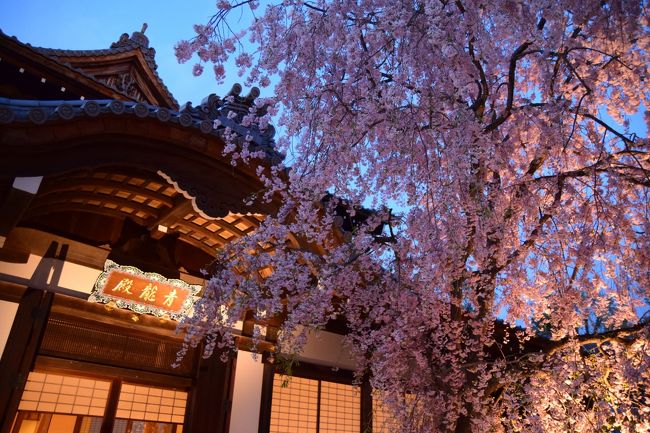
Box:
[89,260,201,321]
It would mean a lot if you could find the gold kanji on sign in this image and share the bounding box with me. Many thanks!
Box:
[163,289,178,307]
[111,278,134,295]
[139,283,158,302]
[90,261,201,321]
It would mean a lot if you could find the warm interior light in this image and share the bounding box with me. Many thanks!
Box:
[16,420,37,433]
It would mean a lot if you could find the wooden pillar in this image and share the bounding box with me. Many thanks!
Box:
[0,288,53,433]
[184,350,236,433]
[361,378,373,433]
[99,379,122,433]
[257,360,275,433]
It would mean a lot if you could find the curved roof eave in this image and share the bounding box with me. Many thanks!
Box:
[0,97,283,219]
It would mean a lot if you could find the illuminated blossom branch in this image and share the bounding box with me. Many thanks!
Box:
[177,1,649,432]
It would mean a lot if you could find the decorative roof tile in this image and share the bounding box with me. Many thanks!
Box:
[0,91,282,164]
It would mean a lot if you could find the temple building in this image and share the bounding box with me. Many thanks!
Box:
[0,26,388,433]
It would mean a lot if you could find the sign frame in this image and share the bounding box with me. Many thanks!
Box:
[89,260,201,321]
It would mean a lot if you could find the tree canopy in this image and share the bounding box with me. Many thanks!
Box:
[177,1,649,432]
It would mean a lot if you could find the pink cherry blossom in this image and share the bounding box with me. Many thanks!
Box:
[213,64,226,81]
[192,63,204,76]
[178,1,650,432]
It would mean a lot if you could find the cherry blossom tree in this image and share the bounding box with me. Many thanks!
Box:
[177,1,649,432]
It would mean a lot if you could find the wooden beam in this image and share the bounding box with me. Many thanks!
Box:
[361,378,373,433]
[177,235,220,257]
[208,217,252,238]
[257,362,275,433]
[34,356,192,388]
[239,214,264,229]
[148,199,193,239]
[180,221,233,248]
[99,379,121,433]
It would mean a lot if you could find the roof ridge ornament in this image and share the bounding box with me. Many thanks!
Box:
[111,23,155,64]
[180,84,265,122]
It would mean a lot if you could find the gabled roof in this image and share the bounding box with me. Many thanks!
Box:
[0,24,178,109]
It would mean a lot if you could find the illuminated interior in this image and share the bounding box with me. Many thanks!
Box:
[11,372,186,433]
[269,375,360,433]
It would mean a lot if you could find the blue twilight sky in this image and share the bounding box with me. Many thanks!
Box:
[1,0,646,138]
[0,0,254,105]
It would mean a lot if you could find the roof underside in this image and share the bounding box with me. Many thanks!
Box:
[24,167,265,257]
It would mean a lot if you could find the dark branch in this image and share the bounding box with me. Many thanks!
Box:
[484,42,532,132]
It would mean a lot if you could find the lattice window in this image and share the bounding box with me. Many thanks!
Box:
[115,383,187,424]
[111,419,181,433]
[269,374,360,433]
[14,372,185,433]
[40,316,195,376]
[319,381,360,433]
[372,392,399,433]
[269,376,318,433]
[18,372,110,416]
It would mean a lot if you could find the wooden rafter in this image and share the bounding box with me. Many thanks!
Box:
[38,178,175,208]
[177,234,219,257]
[24,204,149,226]
[173,221,228,249]
[147,199,193,236]
[26,192,162,220]
[206,218,250,238]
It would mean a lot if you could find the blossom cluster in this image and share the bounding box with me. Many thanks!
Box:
[177,1,649,431]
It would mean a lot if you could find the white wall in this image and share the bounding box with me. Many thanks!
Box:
[0,300,19,359]
[0,255,102,295]
[299,328,357,371]
[0,255,203,298]
[229,351,264,433]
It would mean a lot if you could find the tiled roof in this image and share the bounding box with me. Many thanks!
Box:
[2,27,178,108]
[0,94,281,164]
[0,29,139,101]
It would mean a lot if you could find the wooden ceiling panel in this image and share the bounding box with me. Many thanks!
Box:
[38,178,176,207]
[21,168,266,265]
[27,191,161,220]
[25,204,148,226]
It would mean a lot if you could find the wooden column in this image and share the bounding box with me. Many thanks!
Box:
[99,379,121,433]
[361,378,373,433]
[184,350,236,433]
[0,288,53,433]
[257,360,275,433]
